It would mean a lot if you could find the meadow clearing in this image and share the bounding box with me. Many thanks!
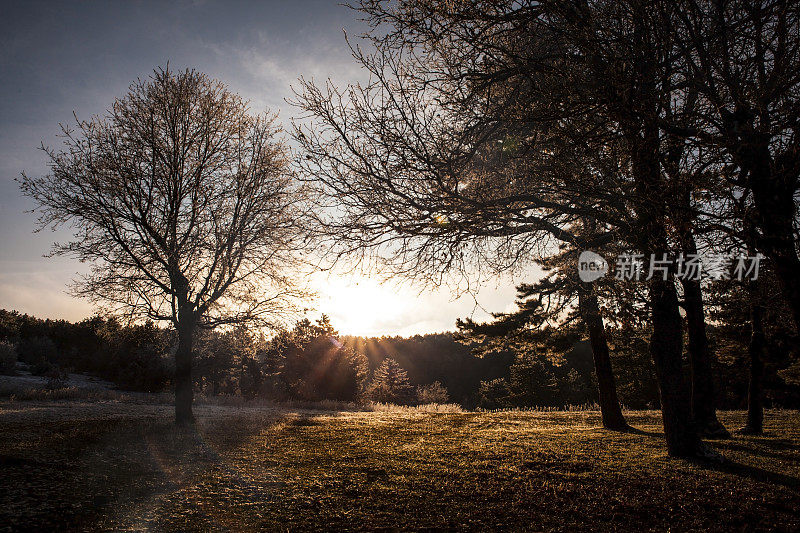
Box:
[0,400,798,531]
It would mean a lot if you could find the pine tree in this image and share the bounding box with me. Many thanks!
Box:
[368,358,414,405]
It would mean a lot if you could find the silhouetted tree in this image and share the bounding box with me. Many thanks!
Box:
[368,358,414,404]
[20,67,309,424]
[293,0,709,455]
[708,265,800,434]
[341,332,513,406]
[670,0,800,332]
[457,258,629,429]
[272,316,369,401]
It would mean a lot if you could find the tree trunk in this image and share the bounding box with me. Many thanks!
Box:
[748,152,800,333]
[742,297,765,435]
[675,211,728,438]
[175,302,195,426]
[630,120,700,457]
[765,248,800,333]
[649,274,701,456]
[681,276,728,437]
[578,288,629,431]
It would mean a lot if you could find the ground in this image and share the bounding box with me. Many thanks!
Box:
[0,401,798,532]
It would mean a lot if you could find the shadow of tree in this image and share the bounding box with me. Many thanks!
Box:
[109,410,289,530]
[623,426,662,439]
[696,457,800,491]
[714,439,800,463]
[0,405,289,531]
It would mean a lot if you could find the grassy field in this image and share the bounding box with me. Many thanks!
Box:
[0,401,798,531]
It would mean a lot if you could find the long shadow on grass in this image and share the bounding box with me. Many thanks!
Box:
[0,407,289,530]
[621,427,800,489]
[755,438,800,453]
[696,457,800,491]
[714,440,800,463]
[623,426,663,439]
[118,412,290,524]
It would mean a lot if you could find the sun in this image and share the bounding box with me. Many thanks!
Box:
[315,275,410,336]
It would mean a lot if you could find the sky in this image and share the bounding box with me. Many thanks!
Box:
[0,0,530,337]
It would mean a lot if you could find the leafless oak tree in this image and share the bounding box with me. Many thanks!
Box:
[20,68,310,424]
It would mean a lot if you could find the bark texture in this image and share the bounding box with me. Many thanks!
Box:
[649,275,701,456]
[681,276,728,438]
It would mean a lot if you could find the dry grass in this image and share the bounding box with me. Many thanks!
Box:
[0,385,173,404]
[0,401,797,531]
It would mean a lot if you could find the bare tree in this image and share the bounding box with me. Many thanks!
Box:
[292,2,627,284]
[293,0,712,455]
[671,0,800,331]
[20,67,310,424]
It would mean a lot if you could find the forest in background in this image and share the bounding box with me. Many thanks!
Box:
[1,306,797,410]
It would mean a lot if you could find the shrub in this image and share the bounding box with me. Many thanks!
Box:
[0,340,17,375]
[44,366,69,390]
[16,336,58,375]
[369,401,463,413]
[416,381,450,404]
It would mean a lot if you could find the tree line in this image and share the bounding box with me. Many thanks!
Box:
[2,308,797,412]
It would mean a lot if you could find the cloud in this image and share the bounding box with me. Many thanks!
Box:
[0,1,547,333]
[201,31,368,122]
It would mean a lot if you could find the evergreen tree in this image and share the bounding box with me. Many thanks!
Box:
[457,250,629,429]
[268,315,369,402]
[368,358,414,405]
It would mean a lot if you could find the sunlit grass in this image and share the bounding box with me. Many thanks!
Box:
[0,402,797,531]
